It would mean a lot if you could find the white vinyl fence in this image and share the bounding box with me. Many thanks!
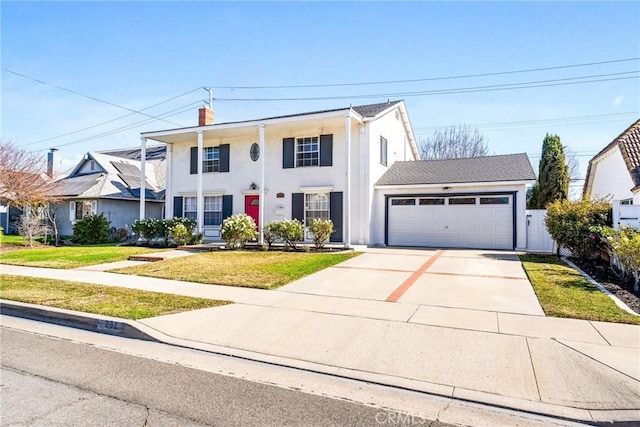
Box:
[613,200,640,229]
[526,210,556,253]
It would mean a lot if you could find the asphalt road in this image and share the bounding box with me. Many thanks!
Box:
[1,327,446,427]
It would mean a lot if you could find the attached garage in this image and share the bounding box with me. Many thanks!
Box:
[387,194,514,249]
[374,154,537,250]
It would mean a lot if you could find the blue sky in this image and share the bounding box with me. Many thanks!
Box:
[2,1,639,194]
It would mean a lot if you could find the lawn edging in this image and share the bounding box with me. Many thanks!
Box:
[562,257,639,317]
[1,299,160,341]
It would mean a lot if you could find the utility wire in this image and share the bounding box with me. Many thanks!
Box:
[2,68,186,126]
[213,72,639,102]
[209,57,640,89]
[47,101,203,150]
[24,87,202,146]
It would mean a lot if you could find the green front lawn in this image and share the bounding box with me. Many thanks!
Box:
[0,234,27,246]
[0,274,231,320]
[0,245,168,269]
[520,254,640,325]
[112,250,360,289]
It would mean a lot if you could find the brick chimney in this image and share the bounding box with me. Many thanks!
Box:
[198,106,214,126]
[47,148,59,178]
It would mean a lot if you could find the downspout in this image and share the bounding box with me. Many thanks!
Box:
[139,137,147,219]
[196,130,204,233]
[259,124,265,244]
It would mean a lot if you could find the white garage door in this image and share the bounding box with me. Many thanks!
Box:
[388,195,513,249]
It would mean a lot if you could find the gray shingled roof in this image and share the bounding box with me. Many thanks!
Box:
[376,153,536,186]
[98,145,166,161]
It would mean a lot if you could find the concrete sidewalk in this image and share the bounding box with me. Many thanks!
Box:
[2,249,640,423]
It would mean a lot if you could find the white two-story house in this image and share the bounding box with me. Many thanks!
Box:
[140,101,418,247]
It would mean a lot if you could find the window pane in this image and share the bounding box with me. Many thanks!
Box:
[479,197,510,205]
[448,198,476,205]
[304,193,329,226]
[391,199,416,206]
[296,136,319,167]
[380,136,387,166]
[419,198,445,205]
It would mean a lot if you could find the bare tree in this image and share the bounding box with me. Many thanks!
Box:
[0,139,61,208]
[419,124,489,160]
[16,210,51,247]
[564,146,580,182]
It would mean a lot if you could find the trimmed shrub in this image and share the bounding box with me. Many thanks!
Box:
[131,218,167,240]
[166,217,200,246]
[266,219,304,250]
[309,219,333,249]
[593,226,640,293]
[221,214,257,249]
[72,213,110,244]
[545,199,612,260]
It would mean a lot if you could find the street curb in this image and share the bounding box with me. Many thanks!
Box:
[0,300,160,342]
[2,300,639,425]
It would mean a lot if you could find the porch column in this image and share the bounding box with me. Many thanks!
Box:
[165,144,173,219]
[258,124,265,244]
[344,112,351,248]
[139,137,147,219]
[196,130,204,233]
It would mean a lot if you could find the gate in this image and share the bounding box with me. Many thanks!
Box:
[526,210,556,253]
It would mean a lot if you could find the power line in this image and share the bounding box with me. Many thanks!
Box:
[213,72,639,102]
[24,88,202,146]
[412,112,638,131]
[2,68,186,126]
[209,57,640,89]
[42,100,202,150]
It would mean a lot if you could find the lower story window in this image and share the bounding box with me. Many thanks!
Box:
[184,197,197,222]
[305,193,329,226]
[72,200,95,220]
[204,196,222,226]
[621,198,633,206]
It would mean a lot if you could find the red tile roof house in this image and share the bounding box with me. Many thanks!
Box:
[139,101,536,250]
[583,119,640,206]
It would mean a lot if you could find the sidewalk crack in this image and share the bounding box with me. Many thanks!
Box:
[525,337,542,402]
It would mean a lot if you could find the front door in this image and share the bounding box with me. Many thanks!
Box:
[245,195,260,229]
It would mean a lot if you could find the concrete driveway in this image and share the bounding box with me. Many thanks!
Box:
[279,248,545,316]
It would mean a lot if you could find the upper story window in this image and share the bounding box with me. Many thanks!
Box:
[296,137,319,167]
[203,147,220,173]
[380,136,388,166]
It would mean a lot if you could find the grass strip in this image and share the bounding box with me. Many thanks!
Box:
[0,245,169,269]
[112,251,360,289]
[520,254,640,325]
[0,274,231,320]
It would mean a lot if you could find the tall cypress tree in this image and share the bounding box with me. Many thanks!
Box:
[530,134,569,209]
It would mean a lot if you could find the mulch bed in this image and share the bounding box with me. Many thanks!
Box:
[570,257,640,314]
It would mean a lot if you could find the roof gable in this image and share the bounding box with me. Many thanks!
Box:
[376,153,536,186]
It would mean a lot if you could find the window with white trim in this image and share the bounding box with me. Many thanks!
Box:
[204,196,222,226]
[71,200,96,220]
[184,197,197,222]
[621,198,633,206]
[203,147,220,172]
[296,137,319,167]
[380,136,387,166]
[304,193,329,226]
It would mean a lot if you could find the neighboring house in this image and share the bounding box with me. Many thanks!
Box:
[583,119,640,205]
[140,101,535,250]
[47,146,166,236]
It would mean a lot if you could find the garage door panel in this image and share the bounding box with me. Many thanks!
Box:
[388,195,513,250]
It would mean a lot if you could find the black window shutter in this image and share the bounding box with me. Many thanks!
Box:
[292,193,304,222]
[220,144,230,172]
[173,196,183,217]
[190,147,197,174]
[222,195,233,220]
[319,134,333,167]
[329,192,343,242]
[283,138,295,169]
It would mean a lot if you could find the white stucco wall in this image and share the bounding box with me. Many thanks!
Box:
[371,183,529,249]
[589,147,636,203]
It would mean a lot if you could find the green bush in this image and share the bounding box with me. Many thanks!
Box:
[309,219,333,249]
[221,214,257,249]
[72,214,110,244]
[131,218,167,240]
[166,217,201,246]
[545,199,612,260]
[593,226,640,292]
[265,219,304,250]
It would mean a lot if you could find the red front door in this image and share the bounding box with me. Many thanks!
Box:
[245,195,260,229]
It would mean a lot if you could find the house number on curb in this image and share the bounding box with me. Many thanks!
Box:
[250,143,260,161]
